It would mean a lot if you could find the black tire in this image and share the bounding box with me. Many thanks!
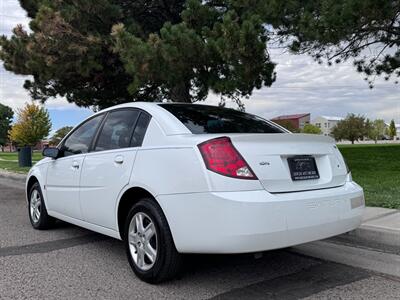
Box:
[28,182,55,230]
[124,198,183,283]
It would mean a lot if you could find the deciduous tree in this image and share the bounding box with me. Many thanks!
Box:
[301,124,322,135]
[10,103,51,146]
[331,114,366,144]
[50,126,73,145]
[367,119,386,143]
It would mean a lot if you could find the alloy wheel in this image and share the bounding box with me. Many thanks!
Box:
[128,212,158,271]
[30,189,41,223]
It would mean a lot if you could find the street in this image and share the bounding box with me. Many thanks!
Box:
[1,179,399,300]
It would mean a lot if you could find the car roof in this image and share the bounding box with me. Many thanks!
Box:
[91,102,192,136]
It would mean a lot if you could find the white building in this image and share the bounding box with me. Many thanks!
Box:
[396,124,400,140]
[312,116,344,136]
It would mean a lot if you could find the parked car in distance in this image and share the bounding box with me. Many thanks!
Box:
[26,102,365,283]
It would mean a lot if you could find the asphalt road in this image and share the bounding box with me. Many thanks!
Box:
[1,178,400,300]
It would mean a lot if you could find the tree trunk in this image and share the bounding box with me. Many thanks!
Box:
[351,139,354,144]
[170,81,191,103]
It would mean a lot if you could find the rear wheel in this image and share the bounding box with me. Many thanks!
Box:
[28,182,55,229]
[124,199,182,283]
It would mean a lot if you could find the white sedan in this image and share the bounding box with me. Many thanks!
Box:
[26,102,364,283]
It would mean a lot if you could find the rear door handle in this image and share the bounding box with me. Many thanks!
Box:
[114,155,124,164]
[72,161,80,169]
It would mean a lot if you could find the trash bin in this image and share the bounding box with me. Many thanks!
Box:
[18,146,32,167]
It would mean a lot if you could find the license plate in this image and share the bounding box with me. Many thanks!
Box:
[287,156,320,181]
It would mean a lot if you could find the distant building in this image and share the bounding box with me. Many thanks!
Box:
[396,124,400,140]
[34,139,50,150]
[1,143,16,152]
[312,116,344,136]
[1,140,49,152]
[271,113,310,130]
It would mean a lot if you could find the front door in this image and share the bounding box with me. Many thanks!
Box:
[46,155,84,219]
[45,114,104,220]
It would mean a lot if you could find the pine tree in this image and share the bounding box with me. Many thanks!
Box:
[389,120,397,139]
[0,103,14,151]
[1,0,275,108]
[261,0,400,86]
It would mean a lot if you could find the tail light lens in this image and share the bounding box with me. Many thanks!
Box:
[198,137,257,180]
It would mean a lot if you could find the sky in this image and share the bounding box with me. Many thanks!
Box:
[1,0,399,132]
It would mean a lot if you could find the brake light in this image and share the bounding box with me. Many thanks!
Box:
[198,137,257,179]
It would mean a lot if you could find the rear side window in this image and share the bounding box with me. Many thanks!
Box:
[131,113,151,147]
[95,110,140,151]
[159,104,283,134]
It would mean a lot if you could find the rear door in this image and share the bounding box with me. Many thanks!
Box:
[79,109,151,230]
[46,114,104,219]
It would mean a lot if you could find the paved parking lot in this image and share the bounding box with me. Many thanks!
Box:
[1,178,400,300]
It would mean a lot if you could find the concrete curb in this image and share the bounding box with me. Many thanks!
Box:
[349,224,400,248]
[354,207,399,248]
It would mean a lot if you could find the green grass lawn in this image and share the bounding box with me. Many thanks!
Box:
[1,144,399,209]
[0,151,43,173]
[338,144,400,209]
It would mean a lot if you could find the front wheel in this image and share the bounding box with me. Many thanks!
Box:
[28,182,55,229]
[124,199,182,283]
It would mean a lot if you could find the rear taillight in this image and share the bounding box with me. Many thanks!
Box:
[198,137,257,180]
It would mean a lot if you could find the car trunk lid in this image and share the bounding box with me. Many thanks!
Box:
[228,133,347,193]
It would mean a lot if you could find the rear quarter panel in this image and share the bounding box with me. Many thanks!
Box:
[130,147,208,195]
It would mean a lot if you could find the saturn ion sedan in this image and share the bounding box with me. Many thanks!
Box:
[26,102,365,283]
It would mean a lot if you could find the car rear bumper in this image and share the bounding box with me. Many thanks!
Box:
[157,181,364,254]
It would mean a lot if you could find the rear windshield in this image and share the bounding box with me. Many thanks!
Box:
[159,104,284,134]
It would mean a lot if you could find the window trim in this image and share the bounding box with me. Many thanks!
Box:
[58,113,106,157]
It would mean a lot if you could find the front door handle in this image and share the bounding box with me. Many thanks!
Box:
[72,161,80,169]
[114,155,124,164]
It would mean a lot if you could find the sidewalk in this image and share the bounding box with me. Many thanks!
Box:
[294,207,400,277]
[347,207,400,248]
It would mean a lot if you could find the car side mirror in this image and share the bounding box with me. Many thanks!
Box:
[42,147,60,159]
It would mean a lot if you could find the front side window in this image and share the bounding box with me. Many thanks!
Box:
[95,110,140,152]
[159,104,284,134]
[62,114,104,156]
